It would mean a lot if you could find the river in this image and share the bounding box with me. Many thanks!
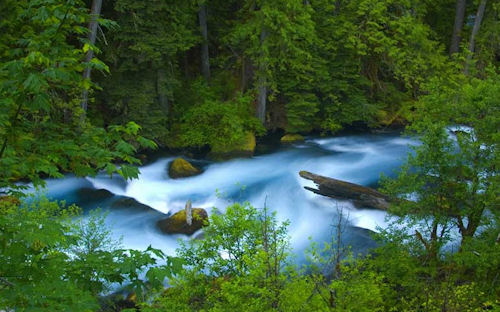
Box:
[33,133,416,261]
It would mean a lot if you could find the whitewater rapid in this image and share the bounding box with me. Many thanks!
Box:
[36,133,416,258]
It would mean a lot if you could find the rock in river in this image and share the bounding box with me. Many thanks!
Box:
[280,134,305,144]
[157,208,208,235]
[168,158,201,179]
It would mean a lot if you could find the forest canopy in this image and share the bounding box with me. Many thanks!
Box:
[0,0,499,311]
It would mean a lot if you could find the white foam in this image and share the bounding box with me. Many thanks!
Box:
[41,134,413,256]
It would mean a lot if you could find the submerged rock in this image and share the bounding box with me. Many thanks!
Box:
[168,158,201,179]
[111,197,154,211]
[209,132,256,160]
[280,134,305,144]
[157,208,208,235]
[76,188,114,202]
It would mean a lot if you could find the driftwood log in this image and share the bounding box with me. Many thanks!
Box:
[299,171,391,210]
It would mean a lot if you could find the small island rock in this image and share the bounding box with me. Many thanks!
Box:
[280,134,305,144]
[168,158,201,179]
[157,208,208,235]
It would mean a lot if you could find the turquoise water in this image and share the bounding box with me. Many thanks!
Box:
[33,133,416,260]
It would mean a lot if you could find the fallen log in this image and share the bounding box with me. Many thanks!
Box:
[299,171,391,210]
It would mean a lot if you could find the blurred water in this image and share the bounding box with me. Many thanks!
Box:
[36,133,416,259]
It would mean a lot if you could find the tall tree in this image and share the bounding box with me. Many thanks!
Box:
[256,29,268,125]
[226,0,319,129]
[96,0,198,144]
[0,0,154,189]
[383,71,499,256]
[198,1,211,81]
[81,0,102,114]
[450,0,467,55]
[464,0,488,74]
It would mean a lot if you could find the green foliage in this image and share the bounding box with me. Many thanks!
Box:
[145,203,301,311]
[176,83,263,151]
[94,0,199,145]
[366,235,499,311]
[326,261,385,312]
[0,197,180,311]
[82,0,500,143]
[473,1,500,73]
[176,203,286,277]
[1,0,500,310]
[374,65,499,311]
[453,222,500,299]
[381,69,499,262]
[0,0,157,189]
[223,0,324,132]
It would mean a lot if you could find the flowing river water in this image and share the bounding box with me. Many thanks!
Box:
[34,133,416,261]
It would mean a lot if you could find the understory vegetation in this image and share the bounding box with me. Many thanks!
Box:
[0,0,499,311]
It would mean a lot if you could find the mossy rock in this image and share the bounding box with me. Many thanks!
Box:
[209,132,256,160]
[280,134,305,144]
[157,208,208,235]
[168,158,201,179]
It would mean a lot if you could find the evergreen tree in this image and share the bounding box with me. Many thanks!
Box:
[0,0,155,189]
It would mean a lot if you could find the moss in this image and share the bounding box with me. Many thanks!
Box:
[210,132,256,159]
[168,158,201,179]
[157,208,209,235]
[240,132,256,152]
[280,134,305,144]
[169,209,187,223]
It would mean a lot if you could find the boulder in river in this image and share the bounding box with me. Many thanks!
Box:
[168,158,201,179]
[158,207,208,235]
[280,134,305,144]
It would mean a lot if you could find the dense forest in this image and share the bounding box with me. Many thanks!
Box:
[0,0,499,311]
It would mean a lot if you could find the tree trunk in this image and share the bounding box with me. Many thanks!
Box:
[256,29,268,124]
[241,56,247,92]
[81,0,102,113]
[299,171,392,210]
[450,0,467,55]
[334,0,341,14]
[185,200,192,226]
[464,0,487,75]
[198,3,210,81]
[257,82,267,124]
[241,56,254,93]
[157,68,169,114]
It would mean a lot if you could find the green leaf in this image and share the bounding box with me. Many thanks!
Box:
[118,165,139,180]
